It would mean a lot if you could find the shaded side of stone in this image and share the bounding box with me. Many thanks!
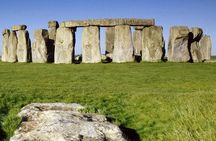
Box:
[48,21,59,63]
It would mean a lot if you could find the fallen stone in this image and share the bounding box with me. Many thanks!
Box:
[32,29,49,63]
[105,27,115,58]
[10,103,126,141]
[142,26,165,62]
[55,27,75,64]
[1,29,10,62]
[17,30,31,62]
[199,35,212,61]
[113,25,134,63]
[168,26,190,62]
[82,26,101,63]
[7,31,18,63]
[12,25,27,31]
[61,18,155,27]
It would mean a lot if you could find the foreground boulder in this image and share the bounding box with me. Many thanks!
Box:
[10,103,126,141]
[199,35,212,61]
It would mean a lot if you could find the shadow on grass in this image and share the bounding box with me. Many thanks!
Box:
[120,125,141,141]
[0,126,7,141]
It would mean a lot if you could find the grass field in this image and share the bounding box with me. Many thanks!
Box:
[0,62,216,141]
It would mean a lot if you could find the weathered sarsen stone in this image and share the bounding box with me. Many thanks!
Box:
[133,28,143,56]
[142,26,165,62]
[168,26,190,62]
[32,29,49,63]
[113,25,134,63]
[105,27,115,57]
[82,26,101,63]
[189,27,203,62]
[7,31,18,63]
[11,25,27,31]
[199,35,212,61]
[61,18,155,27]
[48,21,59,62]
[2,29,10,62]
[17,30,31,62]
[10,103,126,141]
[55,27,75,64]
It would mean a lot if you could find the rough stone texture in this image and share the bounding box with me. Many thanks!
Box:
[105,27,115,58]
[134,26,145,30]
[113,25,134,63]
[55,27,74,64]
[82,26,101,63]
[48,21,59,28]
[189,27,203,62]
[10,103,126,141]
[7,31,18,63]
[12,25,27,31]
[17,30,31,62]
[168,26,190,62]
[199,35,212,61]
[61,18,155,27]
[48,21,59,62]
[2,29,10,62]
[133,29,142,56]
[32,29,49,63]
[142,26,165,62]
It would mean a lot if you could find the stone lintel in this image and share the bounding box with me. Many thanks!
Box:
[12,25,27,31]
[60,18,155,27]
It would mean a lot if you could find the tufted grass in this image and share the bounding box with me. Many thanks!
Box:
[0,62,216,141]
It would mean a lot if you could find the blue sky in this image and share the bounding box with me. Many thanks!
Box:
[0,0,215,55]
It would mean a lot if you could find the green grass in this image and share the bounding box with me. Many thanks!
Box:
[0,62,216,141]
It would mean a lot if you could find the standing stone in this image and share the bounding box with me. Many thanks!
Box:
[17,30,31,62]
[113,25,134,63]
[2,29,10,62]
[142,26,165,62]
[199,35,212,61]
[82,26,101,63]
[168,26,190,62]
[189,27,203,62]
[32,29,49,63]
[48,21,59,62]
[105,27,115,59]
[133,28,143,56]
[55,27,74,64]
[8,31,18,63]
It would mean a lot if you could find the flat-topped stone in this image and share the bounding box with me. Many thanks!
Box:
[12,25,27,31]
[61,18,155,27]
